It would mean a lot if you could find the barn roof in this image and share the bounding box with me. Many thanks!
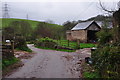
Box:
[71,21,95,30]
[71,21,113,30]
[96,21,113,29]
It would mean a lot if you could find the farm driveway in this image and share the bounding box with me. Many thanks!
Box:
[5,44,91,78]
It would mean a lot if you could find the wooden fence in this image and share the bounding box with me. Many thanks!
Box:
[57,40,79,49]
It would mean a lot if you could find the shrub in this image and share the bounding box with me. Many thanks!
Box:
[92,23,120,78]
[92,44,120,78]
[14,36,32,52]
[2,57,19,69]
[83,72,100,78]
[16,46,32,52]
[35,37,58,49]
[96,28,112,45]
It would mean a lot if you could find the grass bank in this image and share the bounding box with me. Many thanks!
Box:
[36,46,75,52]
[2,57,19,69]
[81,63,100,78]
[15,46,32,52]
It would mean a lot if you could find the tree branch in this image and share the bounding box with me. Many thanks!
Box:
[99,0,115,13]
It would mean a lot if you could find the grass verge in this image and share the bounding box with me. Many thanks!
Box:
[83,71,100,78]
[2,59,23,77]
[36,46,75,52]
[81,63,100,78]
[80,43,97,49]
[16,46,32,52]
[2,57,19,69]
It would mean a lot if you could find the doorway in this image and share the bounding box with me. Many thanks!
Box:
[87,30,98,43]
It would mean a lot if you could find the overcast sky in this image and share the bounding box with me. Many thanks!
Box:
[0,0,119,25]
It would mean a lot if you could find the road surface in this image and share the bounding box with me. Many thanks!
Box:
[5,44,91,78]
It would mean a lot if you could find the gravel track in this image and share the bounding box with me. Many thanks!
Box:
[5,44,91,78]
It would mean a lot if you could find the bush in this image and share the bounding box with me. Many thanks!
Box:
[14,36,26,48]
[35,37,58,49]
[35,38,76,52]
[14,36,32,52]
[96,28,112,45]
[16,46,32,52]
[92,44,120,78]
[91,23,120,78]
[2,57,19,69]
[83,72,100,78]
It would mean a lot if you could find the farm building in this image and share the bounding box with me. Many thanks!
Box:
[66,21,102,43]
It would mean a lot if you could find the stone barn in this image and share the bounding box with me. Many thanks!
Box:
[66,21,101,43]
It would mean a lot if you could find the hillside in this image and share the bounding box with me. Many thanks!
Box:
[1,18,65,40]
[78,15,112,23]
[0,18,62,29]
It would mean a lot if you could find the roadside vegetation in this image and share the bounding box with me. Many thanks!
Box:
[34,37,96,52]
[82,21,120,78]
[36,46,75,52]
[82,63,100,78]
[91,25,120,78]
[2,57,19,69]
[35,37,75,52]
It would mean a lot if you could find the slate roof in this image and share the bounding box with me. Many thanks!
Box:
[96,21,113,29]
[71,21,94,30]
[71,21,113,30]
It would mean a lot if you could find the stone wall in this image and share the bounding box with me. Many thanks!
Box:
[66,30,87,42]
[72,30,87,42]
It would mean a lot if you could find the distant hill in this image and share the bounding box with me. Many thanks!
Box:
[78,15,112,23]
[0,18,62,29]
[87,15,112,22]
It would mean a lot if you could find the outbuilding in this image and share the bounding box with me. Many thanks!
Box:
[66,21,101,42]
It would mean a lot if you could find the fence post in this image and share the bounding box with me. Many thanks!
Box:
[68,40,69,47]
[60,39,61,46]
[77,39,80,49]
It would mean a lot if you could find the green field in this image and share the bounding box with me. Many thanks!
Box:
[55,40,96,49]
[80,43,97,48]
[0,18,62,29]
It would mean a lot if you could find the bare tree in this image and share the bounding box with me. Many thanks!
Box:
[99,0,118,13]
[117,1,120,8]
[99,0,120,42]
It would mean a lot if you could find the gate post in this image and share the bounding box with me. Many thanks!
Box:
[77,39,80,49]
[11,40,14,55]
